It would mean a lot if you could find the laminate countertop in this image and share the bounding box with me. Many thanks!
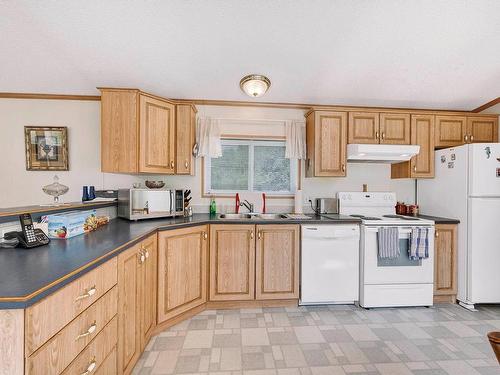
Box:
[405,214,460,225]
[0,213,360,309]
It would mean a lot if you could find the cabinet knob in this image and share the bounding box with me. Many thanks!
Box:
[470,135,474,142]
[381,132,386,140]
[202,231,208,240]
[80,358,97,375]
[75,286,97,302]
[464,134,469,142]
[376,131,380,140]
[250,231,254,240]
[144,249,149,259]
[413,165,417,172]
[341,164,346,172]
[258,231,262,240]
[138,250,145,264]
[170,161,175,169]
[76,321,97,340]
[435,231,439,238]
[185,161,189,169]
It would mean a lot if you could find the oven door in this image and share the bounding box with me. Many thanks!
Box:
[362,225,434,285]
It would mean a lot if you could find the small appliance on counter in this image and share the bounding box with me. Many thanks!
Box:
[118,188,185,220]
[315,198,338,214]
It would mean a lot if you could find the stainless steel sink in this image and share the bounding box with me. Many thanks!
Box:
[218,213,252,219]
[255,214,287,220]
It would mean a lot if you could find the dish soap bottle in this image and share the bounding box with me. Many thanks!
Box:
[209,196,217,216]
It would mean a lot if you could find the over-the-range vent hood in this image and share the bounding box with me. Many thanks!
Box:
[347,144,420,163]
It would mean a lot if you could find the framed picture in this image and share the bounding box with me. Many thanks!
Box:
[25,126,69,170]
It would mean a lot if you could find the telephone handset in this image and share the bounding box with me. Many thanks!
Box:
[4,213,50,248]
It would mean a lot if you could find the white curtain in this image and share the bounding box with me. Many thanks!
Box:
[197,117,222,158]
[285,120,306,160]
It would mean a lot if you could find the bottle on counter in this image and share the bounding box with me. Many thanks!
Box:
[209,196,217,215]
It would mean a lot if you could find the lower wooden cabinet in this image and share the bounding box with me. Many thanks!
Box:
[255,225,300,300]
[157,226,208,323]
[210,224,256,301]
[433,224,458,303]
[209,224,300,302]
[117,233,157,375]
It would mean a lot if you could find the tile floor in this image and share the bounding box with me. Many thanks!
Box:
[133,304,500,375]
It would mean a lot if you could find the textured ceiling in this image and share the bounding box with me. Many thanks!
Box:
[1,0,499,110]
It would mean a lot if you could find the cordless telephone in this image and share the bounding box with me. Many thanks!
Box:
[3,213,50,248]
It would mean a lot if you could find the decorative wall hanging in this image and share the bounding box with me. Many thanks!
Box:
[25,126,68,170]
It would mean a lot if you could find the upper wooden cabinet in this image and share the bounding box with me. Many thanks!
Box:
[435,115,467,148]
[467,116,498,143]
[157,226,208,323]
[100,88,196,175]
[348,112,410,145]
[306,110,347,177]
[348,112,379,144]
[392,114,435,179]
[255,225,300,300]
[379,113,411,145]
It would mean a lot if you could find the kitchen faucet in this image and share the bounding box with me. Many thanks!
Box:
[239,199,254,213]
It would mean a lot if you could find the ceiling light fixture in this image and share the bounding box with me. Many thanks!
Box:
[239,74,271,98]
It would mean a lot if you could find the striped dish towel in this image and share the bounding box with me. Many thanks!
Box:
[409,227,430,260]
[377,227,400,259]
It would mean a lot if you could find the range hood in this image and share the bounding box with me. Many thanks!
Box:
[347,144,420,163]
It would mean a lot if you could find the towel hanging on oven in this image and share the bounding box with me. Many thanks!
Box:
[377,227,400,259]
[409,227,430,260]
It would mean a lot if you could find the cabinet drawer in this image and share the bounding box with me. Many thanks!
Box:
[26,287,117,375]
[26,258,117,355]
[61,318,117,375]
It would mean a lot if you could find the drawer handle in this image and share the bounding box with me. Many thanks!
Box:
[141,246,149,259]
[80,358,97,375]
[76,322,97,340]
[202,231,208,240]
[75,286,97,302]
[138,250,145,264]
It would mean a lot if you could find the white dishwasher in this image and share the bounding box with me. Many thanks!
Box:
[300,224,360,305]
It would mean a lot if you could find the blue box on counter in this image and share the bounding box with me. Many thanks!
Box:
[44,210,97,239]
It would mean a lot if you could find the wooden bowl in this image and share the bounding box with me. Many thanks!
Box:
[487,332,500,364]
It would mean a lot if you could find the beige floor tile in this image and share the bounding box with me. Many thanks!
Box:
[375,363,413,375]
[184,330,214,348]
[220,347,242,371]
[242,328,270,346]
[152,350,179,374]
[293,326,325,344]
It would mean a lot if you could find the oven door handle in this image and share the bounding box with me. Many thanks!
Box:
[365,227,414,235]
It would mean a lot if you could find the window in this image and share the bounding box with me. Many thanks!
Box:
[204,139,297,195]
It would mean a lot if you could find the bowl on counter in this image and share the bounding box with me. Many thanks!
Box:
[145,180,165,189]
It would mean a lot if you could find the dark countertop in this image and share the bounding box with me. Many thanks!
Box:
[404,214,460,224]
[0,213,360,309]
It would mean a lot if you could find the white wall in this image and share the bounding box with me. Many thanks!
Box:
[0,98,138,207]
[0,100,416,211]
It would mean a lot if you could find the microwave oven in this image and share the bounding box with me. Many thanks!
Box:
[118,188,185,220]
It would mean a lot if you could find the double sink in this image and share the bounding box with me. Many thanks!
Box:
[218,213,289,220]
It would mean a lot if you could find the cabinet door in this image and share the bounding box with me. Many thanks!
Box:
[411,114,435,178]
[379,113,410,145]
[139,234,157,350]
[314,111,347,177]
[117,244,141,375]
[209,224,255,301]
[467,116,499,143]
[158,226,208,323]
[176,104,196,175]
[435,115,466,148]
[348,112,380,144]
[255,225,300,300]
[139,95,176,173]
[100,89,139,173]
[434,224,457,297]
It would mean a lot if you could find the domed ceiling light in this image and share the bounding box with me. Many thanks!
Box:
[239,74,271,98]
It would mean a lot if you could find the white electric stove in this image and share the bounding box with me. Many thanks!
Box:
[338,192,435,308]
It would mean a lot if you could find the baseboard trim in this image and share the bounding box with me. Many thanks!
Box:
[154,303,206,333]
[206,299,298,310]
[433,294,457,304]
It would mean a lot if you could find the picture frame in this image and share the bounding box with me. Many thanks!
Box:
[25,126,69,170]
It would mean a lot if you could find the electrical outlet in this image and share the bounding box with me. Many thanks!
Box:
[305,196,312,204]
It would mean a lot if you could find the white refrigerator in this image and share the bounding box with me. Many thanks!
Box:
[418,143,500,309]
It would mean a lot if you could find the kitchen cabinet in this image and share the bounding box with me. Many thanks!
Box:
[139,94,176,173]
[379,113,411,145]
[306,110,347,177]
[176,104,196,175]
[117,233,157,375]
[255,225,300,300]
[466,116,498,143]
[348,112,380,144]
[210,224,256,301]
[100,88,196,175]
[433,224,457,303]
[157,226,208,323]
[209,224,300,302]
[392,114,435,178]
[435,115,467,148]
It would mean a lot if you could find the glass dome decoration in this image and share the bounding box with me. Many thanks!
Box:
[42,175,69,205]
